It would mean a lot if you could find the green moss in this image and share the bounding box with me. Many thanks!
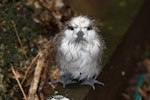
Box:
[0,2,42,99]
[0,2,41,67]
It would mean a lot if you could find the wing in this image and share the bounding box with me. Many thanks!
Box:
[97,34,106,70]
[53,32,64,68]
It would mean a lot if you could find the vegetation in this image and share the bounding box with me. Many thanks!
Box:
[0,0,73,99]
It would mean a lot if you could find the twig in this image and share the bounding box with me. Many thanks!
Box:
[11,64,27,100]
[52,11,62,31]
[27,51,46,100]
[38,59,49,92]
[11,20,28,59]
[22,53,39,84]
[138,88,148,99]
[39,92,44,100]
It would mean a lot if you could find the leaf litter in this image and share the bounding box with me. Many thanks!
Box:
[0,0,74,99]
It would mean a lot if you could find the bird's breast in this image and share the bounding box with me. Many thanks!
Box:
[59,39,101,79]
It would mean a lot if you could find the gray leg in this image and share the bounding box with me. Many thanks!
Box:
[81,78,104,89]
[53,75,76,87]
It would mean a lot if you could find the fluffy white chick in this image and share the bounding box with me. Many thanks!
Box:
[54,16,106,89]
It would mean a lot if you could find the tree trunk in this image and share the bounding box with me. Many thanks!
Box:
[85,0,150,100]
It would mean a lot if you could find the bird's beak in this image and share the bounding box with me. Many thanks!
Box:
[77,30,84,38]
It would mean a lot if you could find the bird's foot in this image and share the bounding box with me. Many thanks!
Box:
[81,78,104,89]
[53,75,76,87]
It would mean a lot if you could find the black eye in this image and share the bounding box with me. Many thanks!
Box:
[68,26,74,30]
[87,26,93,30]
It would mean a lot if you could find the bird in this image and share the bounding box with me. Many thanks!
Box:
[53,15,106,89]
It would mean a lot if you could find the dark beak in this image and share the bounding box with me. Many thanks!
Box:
[77,30,84,38]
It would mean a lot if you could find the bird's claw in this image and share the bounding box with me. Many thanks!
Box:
[81,79,104,89]
[53,76,76,87]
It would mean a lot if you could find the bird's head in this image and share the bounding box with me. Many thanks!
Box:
[63,16,99,43]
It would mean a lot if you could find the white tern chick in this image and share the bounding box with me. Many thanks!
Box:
[54,16,106,89]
